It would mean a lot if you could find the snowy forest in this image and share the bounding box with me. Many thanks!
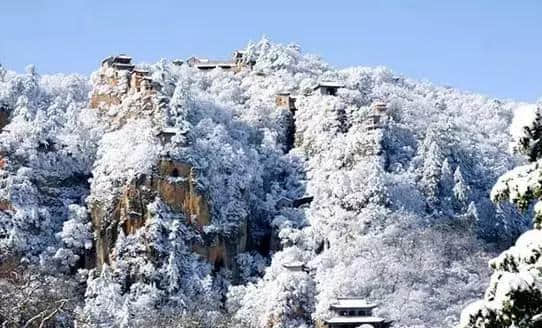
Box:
[0,38,540,328]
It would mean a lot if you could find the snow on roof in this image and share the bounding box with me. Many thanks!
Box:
[282,261,305,268]
[276,91,291,96]
[196,61,235,69]
[325,316,385,324]
[101,56,113,65]
[115,54,132,60]
[133,68,150,74]
[102,54,132,67]
[314,81,345,89]
[233,50,246,58]
[156,127,182,136]
[373,102,387,110]
[330,298,377,309]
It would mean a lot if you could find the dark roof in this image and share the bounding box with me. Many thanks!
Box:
[373,102,387,111]
[313,81,345,90]
[102,54,133,67]
[112,63,135,70]
[218,62,235,68]
[156,128,183,136]
[196,60,235,69]
[233,50,246,58]
[114,54,132,61]
[282,261,305,269]
[101,56,113,66]
[293,196,313,207]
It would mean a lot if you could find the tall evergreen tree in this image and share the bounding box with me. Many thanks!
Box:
[459,104,542,328]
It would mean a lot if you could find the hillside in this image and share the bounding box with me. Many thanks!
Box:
[0,39,529,328]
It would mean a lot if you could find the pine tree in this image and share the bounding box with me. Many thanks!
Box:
[453,167,471,210]
[459,104,542,328]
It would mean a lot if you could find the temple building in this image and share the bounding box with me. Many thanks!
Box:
[366,102,388,130]
[186,50,255,72]
[130,69,152,93]
[313,81,345,96]
[156,127,183,145]
[282,261,307,272]
[275,92,297,111]
[325,297,392,328]
[90,54,158,110]
[101,54,135,71]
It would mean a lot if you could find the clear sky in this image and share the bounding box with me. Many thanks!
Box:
[1,1,541,101]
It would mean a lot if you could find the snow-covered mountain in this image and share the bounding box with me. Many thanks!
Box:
[0,39,530,328]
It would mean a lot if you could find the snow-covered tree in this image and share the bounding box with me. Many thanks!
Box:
[459,104,542,328]
[0,38,528,328]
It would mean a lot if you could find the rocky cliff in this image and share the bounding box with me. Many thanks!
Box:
[87,55,249,278]
[0,39,523,328]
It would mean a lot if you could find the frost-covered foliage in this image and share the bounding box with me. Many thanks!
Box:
[0,38,528,328]
[231,39,522,328]
[53,204,93,269]
[459,103,542,328]
[228,248,315,328]
[79,200,226,327]
[0,66,92,259]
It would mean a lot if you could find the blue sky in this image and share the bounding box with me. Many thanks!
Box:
[1,1,541,101]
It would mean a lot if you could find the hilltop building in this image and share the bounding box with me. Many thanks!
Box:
[275,92,297,111]
[366,102,388,130]
[187,50,255,72]
[155,127,184,145]
[325,297,392,328]
[282,261,308,272]
[172,59,184,66]
[90,54,158,109]
[101,54,135,71]
[313,81,345,96]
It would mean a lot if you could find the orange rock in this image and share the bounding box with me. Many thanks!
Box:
[0,199,14,213]
[92,159,214,269]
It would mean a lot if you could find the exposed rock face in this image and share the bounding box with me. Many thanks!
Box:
[88,55,248,279]
[0,199,14,213]
[155,160,210,228]
[92,157,247,276]
[89,56,156,112]
[89,67,127,110]
[194,217,248,276]
[0,157,13,214]
[89,93,122,109]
